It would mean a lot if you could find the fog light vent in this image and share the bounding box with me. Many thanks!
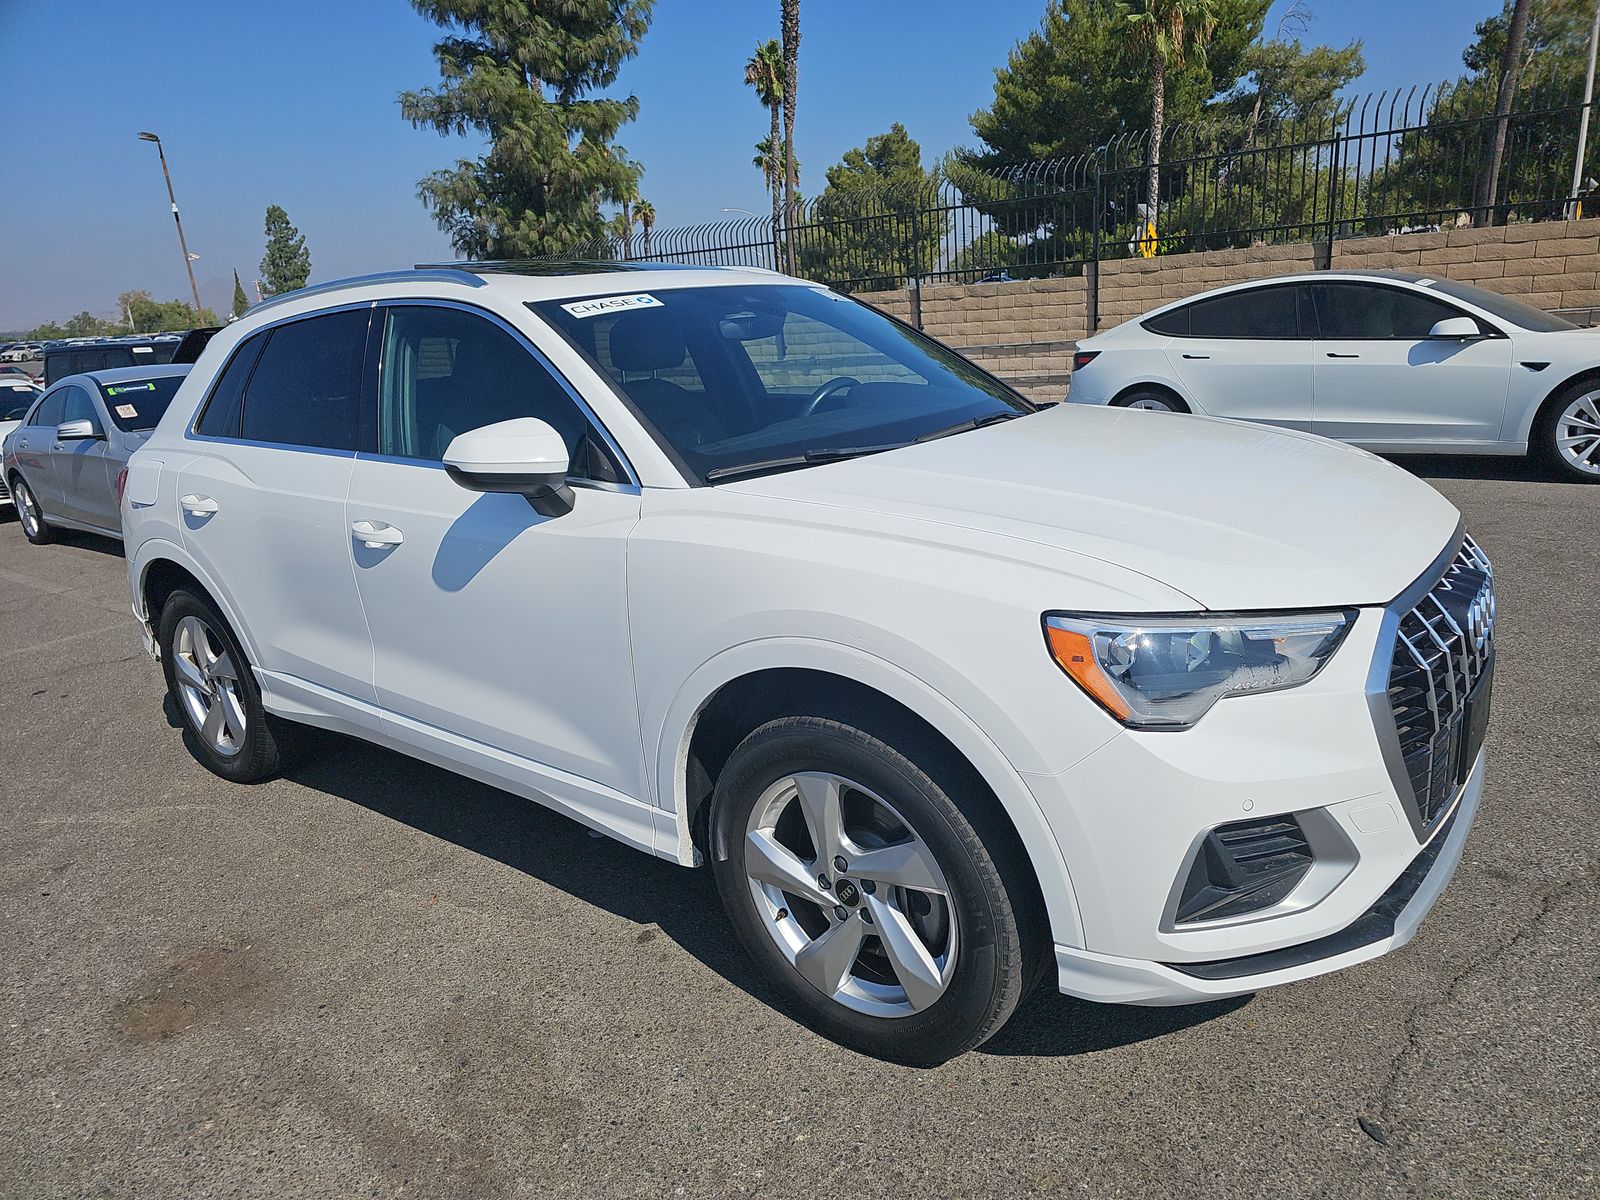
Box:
[1175,814,1313,925]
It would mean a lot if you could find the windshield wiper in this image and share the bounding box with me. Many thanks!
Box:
[704,443,904,483]
[914,410,1025,443]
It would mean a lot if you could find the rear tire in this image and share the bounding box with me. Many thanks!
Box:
[156,589,296,783]
[1533,381,1600,482]
[709,715,1041,1065]
[1111,387,1188,413]
[11,475,53,544]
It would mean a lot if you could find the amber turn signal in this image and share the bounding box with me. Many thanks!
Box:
[1044,624,1132,722]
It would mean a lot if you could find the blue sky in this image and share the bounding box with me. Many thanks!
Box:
[0,0,1497,329]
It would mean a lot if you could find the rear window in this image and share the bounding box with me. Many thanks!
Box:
[99,375,186,431]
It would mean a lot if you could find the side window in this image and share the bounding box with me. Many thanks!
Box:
[33,389,65,428]
[1186,287,1301,338]
[378,305,619,481]
[196,331,268,438]
[60,386,100,429]
[1143,306,1190,336]
[240,309,371,451]
[740,310,922,394]
[1312,284,1463,339]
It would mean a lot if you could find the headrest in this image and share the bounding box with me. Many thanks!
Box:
[610,311,687,373]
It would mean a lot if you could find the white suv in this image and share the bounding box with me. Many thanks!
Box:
[122,263,1495,1063]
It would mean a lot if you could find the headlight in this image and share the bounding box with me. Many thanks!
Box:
[1043,611,1354,729]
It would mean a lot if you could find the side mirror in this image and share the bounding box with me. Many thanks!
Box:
[56,419,101,441]
[1427,316,1481,340]
[443,417,574,517]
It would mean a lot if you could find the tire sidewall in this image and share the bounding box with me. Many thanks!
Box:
[709,719,1024,1065]
[157,590,280,783]
[12,475,51,544]
[1113,389,1182,413]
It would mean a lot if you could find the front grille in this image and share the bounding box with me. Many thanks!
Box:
[0,476,9,501]
[1386,535,1495,830]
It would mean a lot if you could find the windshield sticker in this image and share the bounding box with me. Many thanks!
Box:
[115,404,140,419]
[560,293,662,319]
[105,382,155,397]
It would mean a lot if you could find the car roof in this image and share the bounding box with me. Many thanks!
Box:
[55,363,193,388]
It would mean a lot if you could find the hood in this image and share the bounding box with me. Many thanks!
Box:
[726,405,1460,611]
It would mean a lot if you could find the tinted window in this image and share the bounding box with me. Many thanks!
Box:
[1186,286,1301,338]
[196,332,268,438]
[534,285,1028,483]
[32,389,65,428]
[1143,307,1189,336]
[1421,277,1572,332]
[240,309,370,450]
[378,305,617,480]
[100,374,186,431]
[1312,283,1464,339]
[0,386,38,421]
[61,385,100,428]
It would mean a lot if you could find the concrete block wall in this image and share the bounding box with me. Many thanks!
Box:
[850,216,1600,400]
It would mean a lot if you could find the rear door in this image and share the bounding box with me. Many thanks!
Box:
[1163,283,1315,430]
[176,307,380,719]
[11,387,66,509]
[51,384,118,530]
[1310,281,1513,446]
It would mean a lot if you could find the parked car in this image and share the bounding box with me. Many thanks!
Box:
[42,338,179,386]
[0,380,41,513]
[2,365,190,541]
[117,265,1493,1064]
[1068,269,1600,482]
[1,342,42,363]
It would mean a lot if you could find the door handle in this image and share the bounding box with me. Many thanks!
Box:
[351,520,404,549]
[180,494,219,516]
[1181,353,1211,360]
[1325,352,1361,359]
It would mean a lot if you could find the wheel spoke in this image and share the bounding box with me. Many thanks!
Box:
[218,689,247,743]
[867,895,946,1011]
[200,698,228,748]
[792,773,844,865]
[209,650,239,683]
[172,653,209,695]
[745,829,827,903]
[791,915,865,997]
[848,838,947,896]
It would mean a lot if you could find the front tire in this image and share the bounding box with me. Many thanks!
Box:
[1534,382,1600,482]
[11,475,53,544]
[156,589,294,783]
[709,716,1040,1065]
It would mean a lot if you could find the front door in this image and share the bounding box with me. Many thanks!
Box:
[345,303,645,799]
[1309,281,1513,446]
[51,385,116,530]
[1164,282,1315,430]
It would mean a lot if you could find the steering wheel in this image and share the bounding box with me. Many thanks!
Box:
[800,376,862,417]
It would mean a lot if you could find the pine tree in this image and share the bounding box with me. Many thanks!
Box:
[232,270,250,318]
[260,205,311,296]
[401,0,654,258]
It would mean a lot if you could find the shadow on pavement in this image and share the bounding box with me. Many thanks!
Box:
[273,727,1244,1061]
[1387,454,1552,482]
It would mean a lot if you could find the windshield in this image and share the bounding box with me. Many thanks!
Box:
[532,284,1032,482]
[1422,277,1578,332]
[98,374,185,431]
[0,390,36,420]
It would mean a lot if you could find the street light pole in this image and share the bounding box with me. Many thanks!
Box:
[138,132,205,316]
[1569,1,1600,219]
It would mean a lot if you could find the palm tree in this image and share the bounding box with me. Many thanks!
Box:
[635,199,655,258]
[1119,0,1216,248]
[780,0,801,274]
[753,138,799,186]
[1474,0,1533,227]
[745,38,785,266]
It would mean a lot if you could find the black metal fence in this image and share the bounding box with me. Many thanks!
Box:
[564,80,1595,300]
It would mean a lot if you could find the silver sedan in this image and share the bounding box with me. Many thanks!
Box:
[1,364,190,543]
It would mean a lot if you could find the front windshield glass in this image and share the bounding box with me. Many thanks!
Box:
[98,374,185,431]
[0,390,36,420]
[532,284,1032,482]
[1423,277,1578,332]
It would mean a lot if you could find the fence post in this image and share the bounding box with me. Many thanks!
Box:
[909,193,925,329]
[1322,122,1343,269]
[1088,157,1103,334]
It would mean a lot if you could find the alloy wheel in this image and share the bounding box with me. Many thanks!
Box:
[1556,390,1600,475]
[15,480,40,538]
[172,615,247,757]
[1126,396,1176,411]
[743,771,958,1017]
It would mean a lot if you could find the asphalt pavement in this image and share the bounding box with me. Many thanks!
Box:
[1,456,1595,1199]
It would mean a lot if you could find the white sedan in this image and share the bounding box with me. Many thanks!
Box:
[1067,269,1600,482]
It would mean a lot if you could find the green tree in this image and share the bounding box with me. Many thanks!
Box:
[781,0,802,273]
[1476,0,1534,224]
[260,205,311,296]
[745,37,785,259]
[401,0,654,259]
[63,312,123,337]
[1227,36,1365,136]
[635,198,655,256]
[1119,0,1219,239]
[797,123,941,290]
[128,296,217,333]
[232,270,251,317]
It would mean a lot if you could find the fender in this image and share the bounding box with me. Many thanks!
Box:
[1513,366,1600,446]
[652,636,1087,949]
[128,536,265,667]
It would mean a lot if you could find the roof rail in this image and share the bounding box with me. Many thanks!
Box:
[413,259,720,275]
[248,268,485,317]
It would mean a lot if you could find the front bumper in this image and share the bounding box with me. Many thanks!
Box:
[1051,746,1483,1003]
